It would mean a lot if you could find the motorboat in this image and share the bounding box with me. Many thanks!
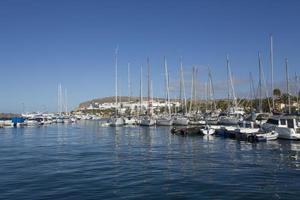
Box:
[262,115,300,140]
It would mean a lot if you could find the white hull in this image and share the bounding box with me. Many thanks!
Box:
[156,118,173,126]
[124,118,137,125]
[140,117,155,126]
[218,117,240,125]
[109,117,124,127]
[256,131,278,141]
[26,120,40,126]
[201,127,215,135]
[235,128,260,134]
[275,127,300,140]
[173,117,189,126]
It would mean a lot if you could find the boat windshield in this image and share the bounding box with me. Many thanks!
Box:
[266,118,278,125]
[287,119,294,129]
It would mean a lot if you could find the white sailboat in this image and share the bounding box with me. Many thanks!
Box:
[157,57,173,126]
[140,57,155,126]
[173,57,189,126]
[218,55,244,125]
[109,46,124,127]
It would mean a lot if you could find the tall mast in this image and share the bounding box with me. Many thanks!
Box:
[147,57,151,115]
[128,62,131,103]
[226,55,230,110]
[179,61,183,108]
[194,67,198,113]
[164,57,170,114]
[140,65,143,115]
[205,82,208,112]
[285,58,291,114]
[180,57,187,114]
[114,46,119,112]
[189,66,195,113]
[57,83,61,114]
[64,88,68,113]
[249,72,253,110]
[258,52,263,113]
[270,34,274,110]
[296,74,300,114]
[208,67,215,111]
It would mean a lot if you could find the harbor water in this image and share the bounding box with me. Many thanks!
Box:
[1,121,300,199]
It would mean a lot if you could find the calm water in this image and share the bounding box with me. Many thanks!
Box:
[1,121,300,199]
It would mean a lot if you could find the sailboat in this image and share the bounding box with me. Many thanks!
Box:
[109,46,125,127]
[124,62,138,125]
[173,57,189,126]
[140,57,156,126]
[218,56,244,125]
[156,57,173,126]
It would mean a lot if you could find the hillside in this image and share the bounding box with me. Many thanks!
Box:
[77,96,178,109]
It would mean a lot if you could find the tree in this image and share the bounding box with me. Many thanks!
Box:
[273,88,281,98]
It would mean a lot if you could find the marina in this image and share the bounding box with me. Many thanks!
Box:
[1,0,300,199]
[1,121,300,199]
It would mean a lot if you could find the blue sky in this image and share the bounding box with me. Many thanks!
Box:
[0,0,299,113]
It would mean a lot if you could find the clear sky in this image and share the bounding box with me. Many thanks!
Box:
[0,0,299,113]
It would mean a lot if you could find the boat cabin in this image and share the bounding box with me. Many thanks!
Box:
[266,116,299,129]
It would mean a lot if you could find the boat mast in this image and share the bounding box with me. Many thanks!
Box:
[258,52,263,113]
[147,57,152,115]
[128,62,131,103]
[140,65,143,115]
[296,73,300,114]
[208,67,215,111]
[180,57,187,114]
[285,58,291,114]
[189,66,195,114]
[270,34,275,110]
[114,46,119,116]
[226,55,231,111]
[164,57,171,115]
[249,72,253,110]
[64,88,68,114]
[194,67,198,113]
[57,83,63,115]
[205,82,208,112]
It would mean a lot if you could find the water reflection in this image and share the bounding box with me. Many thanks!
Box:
[2,122,300,199]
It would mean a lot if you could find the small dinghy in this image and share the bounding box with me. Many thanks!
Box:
[200,126,215,135]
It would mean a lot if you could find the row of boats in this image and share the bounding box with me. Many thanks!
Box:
[0,114,77,127]
[108,112,300,141]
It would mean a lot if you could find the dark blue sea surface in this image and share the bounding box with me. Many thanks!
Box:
[1,121,300,199]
